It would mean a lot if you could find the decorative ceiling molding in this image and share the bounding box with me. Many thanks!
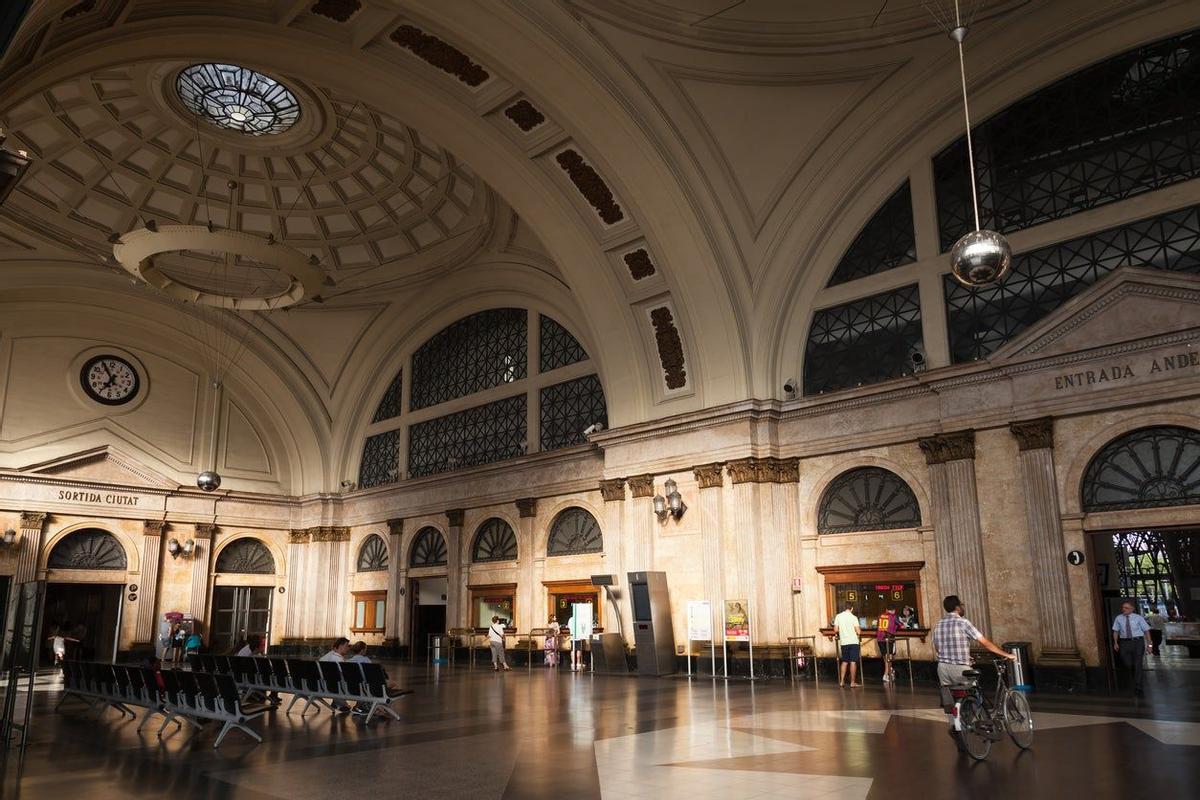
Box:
[649,305,687,390]
[554,148,624,225]
[623,247,656,280]
[503,99,546,132]
[390,24,490,87]
[311,0,362,24]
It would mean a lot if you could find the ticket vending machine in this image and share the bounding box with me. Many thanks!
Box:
[628,571,675,676]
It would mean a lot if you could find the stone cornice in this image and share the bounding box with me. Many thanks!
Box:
[918,431,976,464]
[1009,417,1054,451]
[627,474,655,498]
[515,498,537,518]
[599,478,626,502]
[692,462,724,489]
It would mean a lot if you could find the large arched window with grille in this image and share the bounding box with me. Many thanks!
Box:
[215,538,275,574]
[472,518,518,563]
[410,527,448,568]
[48,529,127,570]
[817,467,921,534]
[356,308,607,483]
[547,507,603,556]
[357,534,389,572]
[1082,426,1200,512]
[804,28,1200,395]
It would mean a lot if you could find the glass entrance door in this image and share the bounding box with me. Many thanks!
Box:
[211,586,272,653]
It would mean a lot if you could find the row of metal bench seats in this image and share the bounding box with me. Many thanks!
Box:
[59,661,266,748]
[190,654,410,721]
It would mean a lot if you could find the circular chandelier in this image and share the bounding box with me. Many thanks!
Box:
[176,63,300,136]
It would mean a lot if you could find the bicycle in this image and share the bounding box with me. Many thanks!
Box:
[948,657,1034,761]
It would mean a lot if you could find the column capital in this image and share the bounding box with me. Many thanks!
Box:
[515,498,537,518]
[312,526,350,542]
[386,518,404,536]
[771,457,800,484]
[1010,417,1054,451]
[193,522,216,539]
[143,519,166,537]
[445,509,465,528]
[288,528,311,544]
[628,474,655,498]
[727,457,757,485]
[599,478,626,502]
[918,430,976,464]
[692,462,724,489]
[19,511,47,531]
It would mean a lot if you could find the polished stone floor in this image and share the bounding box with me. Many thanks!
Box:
[2,657,1198,799]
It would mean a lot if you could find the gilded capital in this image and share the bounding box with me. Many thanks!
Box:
[193,522,216,540]
[1009,417,1054,451]
[288,529,311,544]
[692,463,724,490]
[445,509,465,528]
[627,474,655,498]
[515,498,537,518]
[599,478,626,502]
[726,458,758,485]
[773,457,800,483]
[143,520,166,537]
[19,511,47,531]
[386,518,404,537]
[312,526,350,542]
[918,431,976,464]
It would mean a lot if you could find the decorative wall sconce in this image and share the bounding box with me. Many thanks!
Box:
[653,478,686,521]
[167,538,196,559]
[0,528,17,547]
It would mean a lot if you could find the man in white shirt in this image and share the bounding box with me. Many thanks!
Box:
[488,617,511,672]
[235,634,263,657]
[320,638,352,711]
[1111,601,1152,694]
[1145,608,1166,656]
[833,602,862,688]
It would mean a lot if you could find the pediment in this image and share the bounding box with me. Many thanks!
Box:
[21,446,179,489]
[989,268,1200,363]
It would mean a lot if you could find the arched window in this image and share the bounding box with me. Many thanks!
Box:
[804,285,923,395]
[1082,426,1200,512]
[372,370,403,423]
[410,308,528,410]
[826,181,916,286]
[215,538,275,574]
[48,529,126,570]
[547,508,603,556]
[357,534,389,572]
[817,467,921,534]
[472,518,518,563]
[410,527,448,568]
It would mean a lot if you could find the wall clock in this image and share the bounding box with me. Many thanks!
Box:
[80,355,141,405]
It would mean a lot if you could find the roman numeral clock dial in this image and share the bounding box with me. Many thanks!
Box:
[80,355,140,405]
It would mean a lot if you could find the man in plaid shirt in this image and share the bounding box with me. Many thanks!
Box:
[933,595,1016,750]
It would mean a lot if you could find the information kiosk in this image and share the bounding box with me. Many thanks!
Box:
[628,571,675,676]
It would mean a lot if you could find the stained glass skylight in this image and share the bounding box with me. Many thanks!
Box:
[176,63,300,136]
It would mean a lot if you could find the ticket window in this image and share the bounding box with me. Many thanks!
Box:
[552,591,600,627]
[831,582,919,630]
[475,594,515,628]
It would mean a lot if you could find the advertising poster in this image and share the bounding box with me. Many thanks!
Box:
[724,599,750,642]
[686,600,712,641]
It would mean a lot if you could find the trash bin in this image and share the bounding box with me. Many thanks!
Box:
[1002,641,1033,691]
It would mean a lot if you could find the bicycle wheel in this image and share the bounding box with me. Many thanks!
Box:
[1003,689,1034,749]
[957,697,992,761]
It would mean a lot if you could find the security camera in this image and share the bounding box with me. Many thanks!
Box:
[583,422,605,436]
[908,343,928,372]
[783,378,798,399]
[339,480,356,491]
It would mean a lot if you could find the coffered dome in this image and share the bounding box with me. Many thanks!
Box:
[1,60,488,284]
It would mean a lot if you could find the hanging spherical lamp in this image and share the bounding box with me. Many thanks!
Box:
[197,470,222,492]
[949,228,1012,287]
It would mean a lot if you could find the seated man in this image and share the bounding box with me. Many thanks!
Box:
[235,634,264,657]
[320,638,352,713]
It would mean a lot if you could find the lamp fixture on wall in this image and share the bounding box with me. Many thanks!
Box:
[167,538,196,559]
[653,478,686,521]
[0,528,17,547]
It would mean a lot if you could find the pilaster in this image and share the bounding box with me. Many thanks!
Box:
[625,474,655,572]
[445,509,464,629]
[15,510,47,583]
[385,518,404,646]
[693,463,725,642]
[134,519,165,644]
[189,523,215,626]
[599,479,627,638]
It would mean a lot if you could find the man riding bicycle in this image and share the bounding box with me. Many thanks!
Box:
[932,595,1016,751]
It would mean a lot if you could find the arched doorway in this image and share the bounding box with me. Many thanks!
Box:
[407,526,448,659]
[210,538,276,653]
[43,528,129,664]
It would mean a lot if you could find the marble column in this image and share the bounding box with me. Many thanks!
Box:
[1010,418,1081,663]
[385,518,404,647]
[516,498,537,632]
[599,479,628,638]
[726,458,761,639]
[134,520,165,645]
[625,475,656,573]
[14,511,47,583]
[284,529,310,640]
[445,509,464,629]
[919,431,991,632]
[693,464,725,643]
[190,523,215,627]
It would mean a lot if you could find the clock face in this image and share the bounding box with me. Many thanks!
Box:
[80,355,140,405]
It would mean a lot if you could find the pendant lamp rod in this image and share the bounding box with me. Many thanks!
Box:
[951,0,981,232]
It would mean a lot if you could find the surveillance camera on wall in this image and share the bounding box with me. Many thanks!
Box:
[583,422,605,436]
[908,343,928,372]
[783,378,798,399]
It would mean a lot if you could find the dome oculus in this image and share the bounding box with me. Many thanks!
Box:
[176,63,300,136]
